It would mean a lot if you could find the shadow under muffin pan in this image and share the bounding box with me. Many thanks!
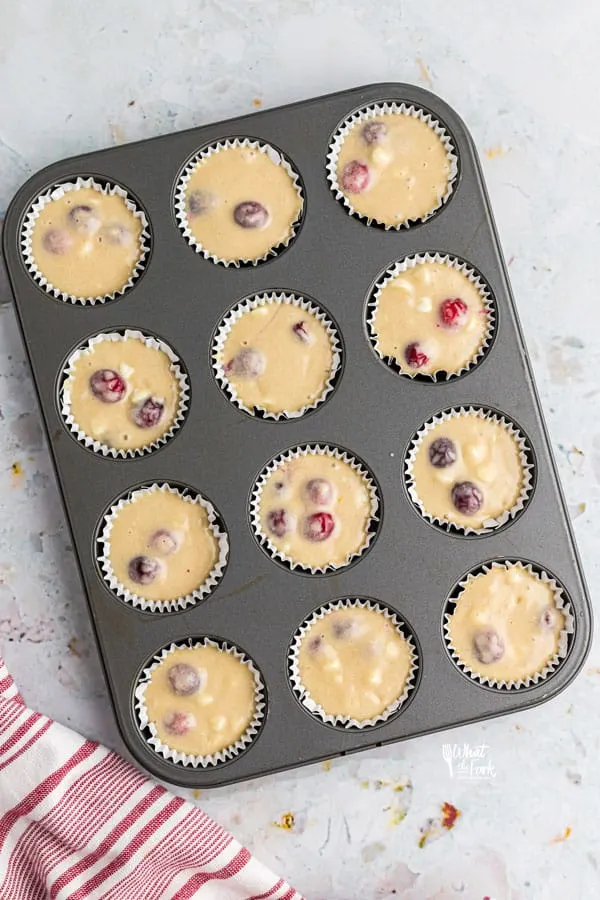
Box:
[3,82,592,788]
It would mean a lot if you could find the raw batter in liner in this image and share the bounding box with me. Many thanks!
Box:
[31,187,143,298]
[297,606,413,720]
[447,565,566,683]
[106,488,219,603]
[66,336,180,451]
[258,453,373,570]
[184,145,303,263]
[411,413,524,530]
[336,113,450,225]
[220,301,334,415]
[372,261,489,376]
[144,645,256,756]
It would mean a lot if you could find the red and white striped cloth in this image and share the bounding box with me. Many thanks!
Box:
[0,657,303,899]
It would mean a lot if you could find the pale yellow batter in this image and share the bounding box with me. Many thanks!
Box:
[447,565,565,683]
[411,414,524,530]
[220,301,335,415]
[144,645,257,756]
[106,488,219,602]
[372,261,489,376]
[65,336,180,451]
[336,113,450,225]
[183,145,303,263]
[30,187,143,299]
[258,452,374,570]
[297,607,413,721]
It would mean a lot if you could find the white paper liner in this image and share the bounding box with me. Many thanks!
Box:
[443,560,574,690]
[366,253,496,381]
[288,598,418,728]
[405,406,534,536]
[134,638,265,767]
[326,102,458,229]
[97,483,229,612]
[60,328,190,459]
[249,444,381,574]
[212,292,343,420]
[175,138,304,267]
[20,176,150,305]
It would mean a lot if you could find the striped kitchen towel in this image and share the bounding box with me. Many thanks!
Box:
[0,657,302,900]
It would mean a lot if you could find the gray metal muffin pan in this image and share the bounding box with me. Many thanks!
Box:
[2,82,593,788]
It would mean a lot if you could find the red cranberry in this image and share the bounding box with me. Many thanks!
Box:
[167,663,204,696]
[308,635,325,654]
[266,508,294,538]
[362,121,387,144]
[187,189,217,216]
[451,481,484,516]
[89,369,126,404]
[225,348,266,378]
[303,511,335,542]
[163,710,196,736]
[131,398,164,429]
[148,529,179,555]
[332,617,357,639]
[291,321,313,344]
[68,204,101,234]
[439,298,469,328]
[540,606,556,631]
[100,223,133,246]
[340,160,370,194]
[473,629,504,664]
[304,478,334,506]
[43,228,72,255]
[404,342,430,369]
[128,555,162,585]
[429,437,457,468]
[233,201,269,229]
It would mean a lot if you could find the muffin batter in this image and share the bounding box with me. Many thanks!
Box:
[30,186,143,299]
[65,335,180,451]
[258,452,374,570]
[183,144,303,263]
[372,260,489,376]
[220,301,335,415]
[335,113,451,225]
[106,487,219,603]
[410,413,524,530]
[447,565,566,683]
[144,645,257,756]
[297,606,413,720]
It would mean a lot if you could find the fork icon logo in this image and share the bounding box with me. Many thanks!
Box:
[442,742,496,780]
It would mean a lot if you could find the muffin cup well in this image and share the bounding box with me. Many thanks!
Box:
[21,176,150,304]
[134,638,265,767]
[443,560,574,690]
[212,291,343,420]
[97,483,229,613]
[249,443,381,575]
[175,138,304,267]
[288,598,419,728]
[59,328,189,459]
[326,102,458,230]
[365,252,496,382]
[405,406,534,536]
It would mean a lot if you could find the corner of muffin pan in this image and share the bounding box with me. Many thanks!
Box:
[19,173,153,305]
[326,98,461,231]
[173,135,307,268]
[402,403,538,538]
[93,479,229,614]
[363,251,498,383]
[441,558,576,693]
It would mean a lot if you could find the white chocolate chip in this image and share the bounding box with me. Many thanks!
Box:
[391,277,414,294]
[476,463,497,483]
[507,567,524,585]
[197,693,214,706]
[323,656,342,672]
[368,668,383,686]
[131,389,149,404]
[365,691,382,706]
[434,467,456,484]
[415,296,433,313]
[418,267,434,287]
[119,364,134,378]
[465,443,488,464]
[372,146,393,167]
[211,715,227,732]
[385,642,401,660]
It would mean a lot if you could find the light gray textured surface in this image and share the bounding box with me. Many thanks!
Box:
[0,2,598,898]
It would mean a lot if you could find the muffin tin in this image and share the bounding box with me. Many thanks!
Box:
[2,82,592,788]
